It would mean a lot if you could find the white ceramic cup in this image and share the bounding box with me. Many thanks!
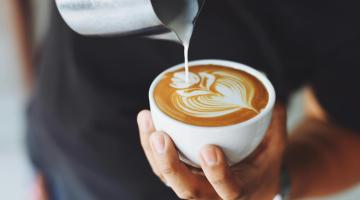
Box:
[149,59,276,167]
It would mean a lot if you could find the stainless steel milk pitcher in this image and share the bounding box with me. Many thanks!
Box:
[55,0,205,42]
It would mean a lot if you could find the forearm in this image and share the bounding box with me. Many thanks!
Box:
[285,117,360,199]
[10,0,33,86]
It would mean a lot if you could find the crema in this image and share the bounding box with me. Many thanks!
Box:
[154,65,269,126]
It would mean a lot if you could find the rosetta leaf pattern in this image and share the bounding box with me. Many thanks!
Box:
[170,71,258,118]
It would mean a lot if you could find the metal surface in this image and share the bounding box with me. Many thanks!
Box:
[55,0,205,42]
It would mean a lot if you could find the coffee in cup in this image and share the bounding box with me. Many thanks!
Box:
[154,65,269,126]
[149,59,275,166]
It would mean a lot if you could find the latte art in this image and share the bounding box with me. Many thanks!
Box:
[154,65,269,126]
[171,71,258,118]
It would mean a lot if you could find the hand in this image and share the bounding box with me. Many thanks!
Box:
[137,104,287,200]
[31,174,48,200]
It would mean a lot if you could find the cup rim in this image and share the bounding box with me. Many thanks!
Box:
[149,59,276,129]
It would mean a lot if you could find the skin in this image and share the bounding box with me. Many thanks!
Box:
[138,89,360,200]
[11,0,33,87]
[138,104,287,200]
[11,1,360,199]
[286,89,360,198]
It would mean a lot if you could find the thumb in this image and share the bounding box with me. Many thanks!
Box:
[200,145,241,200]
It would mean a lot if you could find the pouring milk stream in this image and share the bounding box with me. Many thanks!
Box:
[171,4,197,84]
[169,11,195,84]
[153,0,199,83]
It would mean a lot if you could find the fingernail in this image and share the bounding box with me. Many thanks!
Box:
[201,147,217,166]
[151,134,165,154]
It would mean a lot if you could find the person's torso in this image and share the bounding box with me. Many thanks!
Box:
[28,0,360,198]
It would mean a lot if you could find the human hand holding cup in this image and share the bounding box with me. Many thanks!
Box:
[138,60,285,199]
[148,59,275,166]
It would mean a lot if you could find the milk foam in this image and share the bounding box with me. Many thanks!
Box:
[169,70,258,118]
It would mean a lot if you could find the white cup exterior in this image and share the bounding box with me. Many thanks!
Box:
[149,59,276,166]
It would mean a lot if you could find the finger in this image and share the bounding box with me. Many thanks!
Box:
[150,132,216,199]
[266,104,287,153]
[269,104,287,134]
[200,145,241,200]
[137,110,161,178]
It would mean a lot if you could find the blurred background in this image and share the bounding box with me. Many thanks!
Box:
[0,0,359,199]
[0,1,30,199]
[0,0,49,199]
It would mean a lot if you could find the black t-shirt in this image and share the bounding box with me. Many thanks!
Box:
[28,0,360,199]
